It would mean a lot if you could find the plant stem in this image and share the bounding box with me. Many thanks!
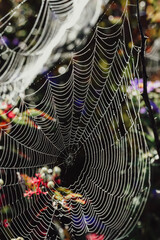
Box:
[136,0,160,160]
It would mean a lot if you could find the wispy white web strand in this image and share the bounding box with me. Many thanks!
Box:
[0,0,103,104]
[146,38,160,74]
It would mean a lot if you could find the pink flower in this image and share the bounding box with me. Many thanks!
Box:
[86,233,104,240]
[24,189,47,198]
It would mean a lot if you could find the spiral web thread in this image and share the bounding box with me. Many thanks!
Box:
[0,0,101,104]
[0,1,150,239]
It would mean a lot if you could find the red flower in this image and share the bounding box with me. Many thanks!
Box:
[3,219,9,228]
[53,175,61,185]
[55,178,61,185]
[8,111,16,119]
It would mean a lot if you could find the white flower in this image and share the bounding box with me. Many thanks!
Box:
[48,169,53,174]
[41,173,46,179]
[47,181,55,189]
[40,167,48,174]
[47,175,52,182]
[53,166,61,176]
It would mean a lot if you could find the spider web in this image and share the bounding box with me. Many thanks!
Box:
[0,1,150,239]
[146,37,160,74]
[0,0,102,105]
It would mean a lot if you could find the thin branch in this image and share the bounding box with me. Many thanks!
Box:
[136,0,160,160]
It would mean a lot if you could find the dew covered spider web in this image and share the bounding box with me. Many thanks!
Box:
[0,0,102,104]
[0,1,150,240]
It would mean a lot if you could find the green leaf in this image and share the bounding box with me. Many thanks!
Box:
[12,116,36,128]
